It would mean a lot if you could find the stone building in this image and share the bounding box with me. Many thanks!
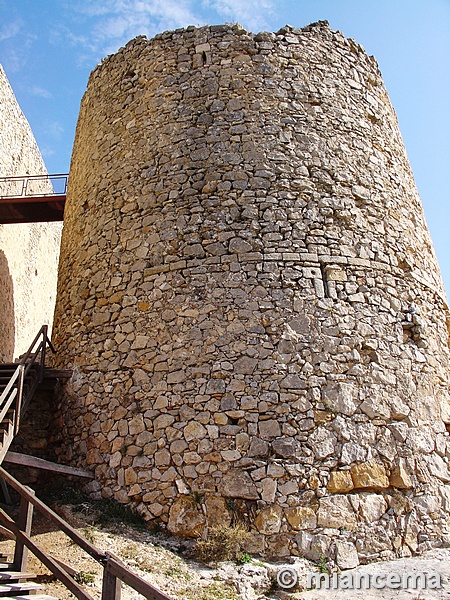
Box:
[52,22,450,562]
[0,65,61,360]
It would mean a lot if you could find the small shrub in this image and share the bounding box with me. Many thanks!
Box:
[74,571,96,585]
[235,551,251,565]
[194,523,251,564]
[82,525,97,543]
[318,553,329,574]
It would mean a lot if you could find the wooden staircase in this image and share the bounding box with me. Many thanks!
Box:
[0,327,54,465]
[0,327,173,599]
[0,556,55,599]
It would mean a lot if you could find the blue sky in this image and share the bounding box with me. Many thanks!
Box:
[0,0,449,294]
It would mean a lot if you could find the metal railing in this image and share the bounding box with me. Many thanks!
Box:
[0,174,68,198]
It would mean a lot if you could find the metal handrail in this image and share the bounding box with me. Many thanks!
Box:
[0,174,68,198]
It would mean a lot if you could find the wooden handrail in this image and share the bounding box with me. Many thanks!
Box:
[0,468,173,599]
[0,467,106,563]
[104,556,172,600]
[0,506,94,600]
[0,325,56,441]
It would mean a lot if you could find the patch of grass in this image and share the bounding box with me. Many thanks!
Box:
[95,498,146,529]
[179,582,240,600]
[193,523,251,564]
[40,483,147,531]
[318,553,329,574]
[164,565,192,581]
[74,571,96,585]
[192,491,204,504]
[40,484,88,507]
[236,551,251,565]
[82,525,97,544]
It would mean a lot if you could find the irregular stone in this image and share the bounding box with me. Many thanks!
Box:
[285,506,317,530]
[205,496,231,527]
[358,493,388,522]
[323,382,358,415]
[308,427,338,459]
[327,470,354,493]
[254,506,283,534]
[260,478,277,502]
[334,540,359,569]
[219,469,259,500]
[234,356,257,374]
[167,496,206,537]
[318,495,357,530]
[184,421,207,442]
[259,420,281,439]
[351,461,390,490]
[247,437,269,457]
[272,437,300,458]
[390,463,413,489]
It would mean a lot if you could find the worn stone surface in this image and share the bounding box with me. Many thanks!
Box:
[167,496,206,537]
[51,21,450,559]
[0,65,61,359]
[351,461,390,490]
[327,470,354,493]
[285,506,317,530]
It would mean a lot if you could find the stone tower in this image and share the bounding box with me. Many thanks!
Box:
[0,65,62,360]
[52,22,450,562]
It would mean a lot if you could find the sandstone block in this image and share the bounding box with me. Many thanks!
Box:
[327,470,354,493]
[351,461,390,490]
[285,506,317,530]
[167,496,206,537]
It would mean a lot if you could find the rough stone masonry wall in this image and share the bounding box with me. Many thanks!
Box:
[0,65,62,360]
[52,22,450,564]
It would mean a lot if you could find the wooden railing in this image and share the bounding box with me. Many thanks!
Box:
[0,467,173,599]
[0,325,55,442]
[0,326,173,599]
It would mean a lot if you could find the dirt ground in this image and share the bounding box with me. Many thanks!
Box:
[0,496,449,600]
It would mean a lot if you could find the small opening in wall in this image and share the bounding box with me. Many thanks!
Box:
[201,51,207,66]
[319,263,330,298]
[229,417,240,425]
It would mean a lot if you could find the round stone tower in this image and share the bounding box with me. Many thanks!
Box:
[52,22,450,562]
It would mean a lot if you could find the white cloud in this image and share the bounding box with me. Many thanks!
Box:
[44,121,64,140]
[0,20,22,42]
[61,0,278,65]
[30,86,52,99]
[203,0,277,31]
[66,0,205,61]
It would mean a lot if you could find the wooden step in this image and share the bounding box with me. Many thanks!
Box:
[0,582,43,596]
[0,573,36,582]
[0,596,58,600]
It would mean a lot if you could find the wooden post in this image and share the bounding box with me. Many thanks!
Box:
[102,560,121,600]
[13,488,34,572]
